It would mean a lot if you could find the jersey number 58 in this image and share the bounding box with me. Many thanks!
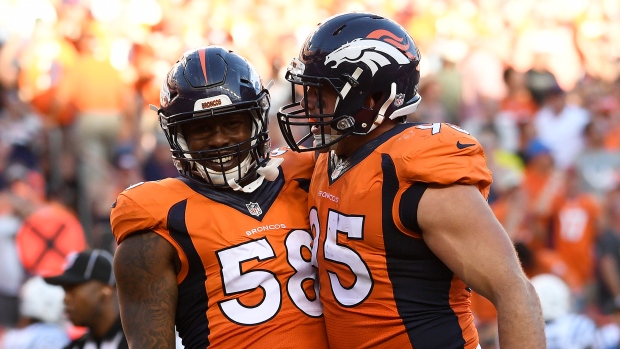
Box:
[216,230,322,325]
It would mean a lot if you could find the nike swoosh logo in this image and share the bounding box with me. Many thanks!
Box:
[456,141,475,149]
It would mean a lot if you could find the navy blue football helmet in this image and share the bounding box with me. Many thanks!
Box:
[154,46,271,189]
[277,12,422,151]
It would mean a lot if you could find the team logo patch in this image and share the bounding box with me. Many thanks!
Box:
[331,159,350,180]
[394,93,405,107]
[325,30,413,77]
[246,202,262,216]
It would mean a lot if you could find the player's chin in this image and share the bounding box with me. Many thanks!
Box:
[312,134,335,153]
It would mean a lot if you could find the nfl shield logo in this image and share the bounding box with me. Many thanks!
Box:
[246,202,262,216]
[394,93,405,107]
[331,166,342,180]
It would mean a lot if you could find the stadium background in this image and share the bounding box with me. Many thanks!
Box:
[0,0,619,347]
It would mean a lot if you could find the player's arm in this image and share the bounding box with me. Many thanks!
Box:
[114,230,179,348]
[417,184,545,349]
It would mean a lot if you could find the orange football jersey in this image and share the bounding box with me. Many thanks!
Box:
[551,193,601,288]
[110,149,329,348]
[309,123,492,349]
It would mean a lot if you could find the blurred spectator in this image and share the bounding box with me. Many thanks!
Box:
[532,273,598,349]
[525,53,560,108]
[89,147,144,250]
[409,76,451,124]
[500,67,539,123]
[0,162,47,330]
[0,276,69,349]
[434,56,462,125]
[141,132,177,182]
[16,19,78,128]
[0,203,24,330]
[594,322,620,349]
[596,189,620,316]
[496,67,538,153]
[477,125,524,205]
[53,20,136,236]
[521,139,565,252]
[602,80,620,151]
[43,249,128,349]
[0,88,44,171]
[574,121,620,202]
[533,85,590,169]
[549,166,601,306]
[459,48,506,133]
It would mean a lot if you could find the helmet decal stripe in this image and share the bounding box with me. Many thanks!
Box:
[336,67,363,110]
[366,30,415,59]
[198,48,209,85]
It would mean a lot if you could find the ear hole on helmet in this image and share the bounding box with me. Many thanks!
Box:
[371,92,383,104]
[364,92,383,109]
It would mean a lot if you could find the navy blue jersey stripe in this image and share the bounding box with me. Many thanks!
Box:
[381,154,466,349]
[179,170,285,221]
[399,182,428,233]
[168,200,210,348]
[294,178,311,193]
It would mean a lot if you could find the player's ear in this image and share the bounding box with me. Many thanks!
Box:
[99,284,114,299]
[364,93,380,109]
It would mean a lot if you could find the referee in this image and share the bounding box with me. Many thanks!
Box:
[44,249,128,349]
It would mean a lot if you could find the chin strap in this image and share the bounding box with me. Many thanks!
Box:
[257,157,284,181]
[368,83,396,133]
[227,157,284,193]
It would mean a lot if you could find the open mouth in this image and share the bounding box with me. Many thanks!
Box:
[209,155,233,164]
[202,154,238,172]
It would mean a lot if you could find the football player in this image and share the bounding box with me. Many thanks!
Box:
[277,12,545,349]
[111,46,328,348]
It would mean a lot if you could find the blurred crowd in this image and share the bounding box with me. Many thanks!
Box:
[0,0,619,348]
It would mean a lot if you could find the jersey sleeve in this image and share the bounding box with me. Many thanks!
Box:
[396,123,492,195]
[110,192,159,244]
[392,124,493,237]
[110,180,182,244]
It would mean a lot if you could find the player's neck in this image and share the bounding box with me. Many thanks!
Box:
[335,119,400,157]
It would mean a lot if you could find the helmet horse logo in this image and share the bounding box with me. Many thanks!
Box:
[324,31,411,76]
